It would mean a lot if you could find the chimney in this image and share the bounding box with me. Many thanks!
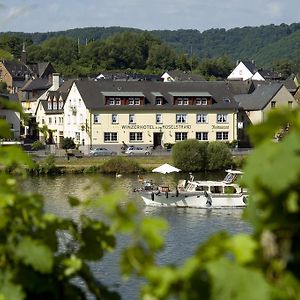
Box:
[21,42,27,65]
[50,73,60,91]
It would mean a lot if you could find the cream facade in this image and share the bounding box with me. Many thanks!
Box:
[60,81,240,153]
[89,109,237,148]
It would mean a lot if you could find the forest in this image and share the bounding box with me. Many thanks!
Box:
[0,22,300,79]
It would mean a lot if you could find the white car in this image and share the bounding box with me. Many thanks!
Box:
[125,146,151,156]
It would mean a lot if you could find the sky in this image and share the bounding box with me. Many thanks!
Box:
[0,0,299,33]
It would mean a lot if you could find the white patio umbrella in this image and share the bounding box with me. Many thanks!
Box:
[152,163,181,174]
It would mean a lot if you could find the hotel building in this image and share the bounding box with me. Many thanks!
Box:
[63,80,239,153]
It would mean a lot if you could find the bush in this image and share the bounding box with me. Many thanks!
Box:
[101,157,144,174]
[31,140,44,150]
[172,139,208,172]
[207,142,232,171]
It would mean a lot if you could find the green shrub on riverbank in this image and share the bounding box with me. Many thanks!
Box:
[172,140,233,171]
[101,156,145,174]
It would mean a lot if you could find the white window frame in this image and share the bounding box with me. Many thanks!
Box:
[176,114,187,123]
[177,98,183,105]
[115,98,121,105]
[156,98,162,105]
[104,132,118,142]
[109,99,115,106]
[175,132,188,141]
[196,132,208,141]
[129,114,136,124]
[112,114,118,124]
[59,101,63,109]
[196,114,208,123]
[216,132,229,140]
[217,113,228,123]
[183,98,189,105]
[47,102,52,110]
[134,98,140,105]
[93,114,100,124]
[129,132,143,141]
[156,114,162,124]
[129,98,134,105]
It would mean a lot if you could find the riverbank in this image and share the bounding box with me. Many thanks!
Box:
[31,155,174,174]
[29,153,246,175]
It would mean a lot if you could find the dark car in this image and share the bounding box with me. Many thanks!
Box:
[89,147,117,156]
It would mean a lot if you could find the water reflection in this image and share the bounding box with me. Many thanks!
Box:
[23,173,251,299]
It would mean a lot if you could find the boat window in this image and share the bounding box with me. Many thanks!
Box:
[210,186,222,193]
[195,185,208,191]
[224,186,237,194]
[223,173,237,183]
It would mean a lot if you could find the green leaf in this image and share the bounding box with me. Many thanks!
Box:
[15,237,53,273]
[207,258,271,300]
[285,191,299,213]
[243,131,300,195]
[0,270,25,300]
[140,217,168,251]
[227,234,258,264]
[63,255,82,276]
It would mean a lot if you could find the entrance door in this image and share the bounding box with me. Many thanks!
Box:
[153,132,163,149]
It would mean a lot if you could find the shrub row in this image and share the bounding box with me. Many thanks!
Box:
[172,140,234,172]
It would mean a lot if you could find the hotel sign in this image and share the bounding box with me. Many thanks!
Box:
[121,124,191,130]
[211,125,230,130]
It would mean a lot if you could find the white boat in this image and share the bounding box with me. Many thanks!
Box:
[139,170,248,208]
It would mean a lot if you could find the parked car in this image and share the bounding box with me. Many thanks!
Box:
[89,147,117,156]
[125,146,151,156]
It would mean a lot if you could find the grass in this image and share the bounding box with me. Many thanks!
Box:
[34,155,173,173]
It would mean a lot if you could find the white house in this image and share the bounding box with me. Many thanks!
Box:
[63,82,90,149]
[227,61,257,81]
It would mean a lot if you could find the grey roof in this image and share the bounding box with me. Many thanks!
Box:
[3,60,30,79]
[234,83,283,110]
[38,99,64,115]
[102,91,144,97]
[242,61,257,74]
[168,91,212,97]
[74,80,239,111]
[21,78,51,91]
[166,70,206,81]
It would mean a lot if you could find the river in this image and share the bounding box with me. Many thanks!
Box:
[23,173,251,299]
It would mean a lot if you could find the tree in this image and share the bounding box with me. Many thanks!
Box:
[172,139,208,172]
[61,137,75,160]
[207,142,233,170]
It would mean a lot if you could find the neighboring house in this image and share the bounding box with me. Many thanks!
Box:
[161,70,206,82]
[35,77,72,145]
[234,83,298,146]
[0,93,21,139]
[63,80,239,153]
[0,45,56,95]
[0,60,30,94]
[227,60,282,81]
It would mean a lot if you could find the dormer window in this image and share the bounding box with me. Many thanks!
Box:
[223,97,230,103]
[129,98,134,105]
[183,98,189,105]
[115,98,121,105]
[156,98,162,105]
[177,98,183,105]
[48,102,52,110]
[109,99,115,105]
[53,102,57,110]
[134,98,140,105]
[196,98,208,105]
[59,101,63,109]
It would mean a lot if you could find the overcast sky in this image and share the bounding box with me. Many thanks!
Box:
[0,0,299,33]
